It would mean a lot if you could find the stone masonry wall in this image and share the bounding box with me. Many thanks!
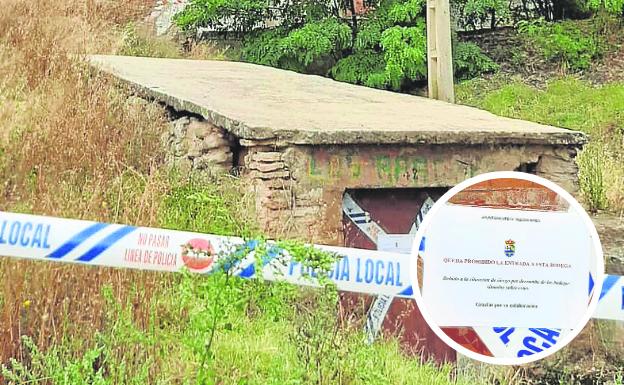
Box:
[240,142,581,245]
[163,116,235,175]
[240,145,325,240]
[158,115,581,245]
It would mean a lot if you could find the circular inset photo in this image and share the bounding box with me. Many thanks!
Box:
[410,171,604,365]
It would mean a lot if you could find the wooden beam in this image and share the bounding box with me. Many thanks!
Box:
[426,0,455,103]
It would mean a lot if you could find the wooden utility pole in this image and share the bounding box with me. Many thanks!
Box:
[426,0,455,103]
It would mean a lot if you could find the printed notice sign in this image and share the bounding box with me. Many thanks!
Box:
[422,204,590,329]
[412,172,603,365]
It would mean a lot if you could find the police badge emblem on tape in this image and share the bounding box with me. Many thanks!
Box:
[410,171,604,365]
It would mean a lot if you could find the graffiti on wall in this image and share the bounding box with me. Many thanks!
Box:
[307,149,474,186]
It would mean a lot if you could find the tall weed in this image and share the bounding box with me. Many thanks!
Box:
[0,0,172,364]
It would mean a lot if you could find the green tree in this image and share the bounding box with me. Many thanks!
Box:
[176,0,499,91]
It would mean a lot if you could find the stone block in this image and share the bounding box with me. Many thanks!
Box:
[249,161,286,173]
[258,178,293,190]
[536,153,579,195]
[261,198,292,210]
[193,150,232,169]
[171,116,190,137]
[203,134,230,150]
[253,152,283,163]
[186,119,212,139]
[295,187,323,202]
[250,170,290,180]
[186,137,204,158]
[172,139,190,157]
[292,206,321,218]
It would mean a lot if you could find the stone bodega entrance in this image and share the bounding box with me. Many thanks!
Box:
[89,54,588,361]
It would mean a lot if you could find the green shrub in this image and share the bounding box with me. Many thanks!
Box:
[2,266,473,385]
[174,0,337,33]
[158,175,256,236]
[380,24,428,89]
[174,0,276,33]
[453,42,499,80]
[578,141,608,212]
[179,0,497,90]
[331,0,428,90]
[331,50,389,88]
[584,0,624,15]
[279,19,352,67]
[517,19,602,71]
[452,0,510,30]
[241,19,352,73]
[1,337,111,385]
[239,28,289,67]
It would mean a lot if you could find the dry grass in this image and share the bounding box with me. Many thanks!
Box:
[117,22,232,60]
[0,0,178,364]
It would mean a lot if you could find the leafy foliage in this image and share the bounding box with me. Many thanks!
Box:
[179,0,498,90]
[330,50,388,87]
[280,18,352,67]
[385,0,426,23]
[584,0,624,14]
[241,18,352,72]
[159,175,256,237]
[2,337,111,385]
[329,0,428,90]
[174,0,275,33]
[517,19,602,71]
[239,28,289,66]
[1,275,470,384]
[380,24,428,89]
[453,41,499,80]
[174,0,338,33]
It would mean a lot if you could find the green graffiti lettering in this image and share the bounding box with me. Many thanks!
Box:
[346,155,361,178]
[394,156,408,182]
[375,155,391,180]
[309,156,321,176]
[329,157,341,178]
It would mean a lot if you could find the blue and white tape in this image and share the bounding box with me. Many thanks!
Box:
[0,211,621,325]
[0,211,411,297]
[594,274,624,321]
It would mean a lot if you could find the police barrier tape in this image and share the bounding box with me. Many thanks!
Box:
[0,211,412,297]
[0,211,621,322]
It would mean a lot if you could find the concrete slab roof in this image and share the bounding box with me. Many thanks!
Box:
[89,55,586,146]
